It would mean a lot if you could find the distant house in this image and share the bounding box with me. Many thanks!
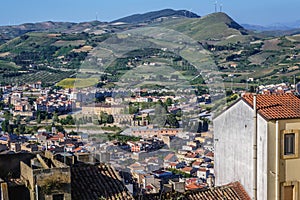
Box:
[197,168,209,180]
[181,167,194,175]
[192,161,202,169]
[214,93,300,200]
[164,153,177,163]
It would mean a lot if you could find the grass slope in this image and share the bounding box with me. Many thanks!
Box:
[161,12,250,43]
[57,78,98,88]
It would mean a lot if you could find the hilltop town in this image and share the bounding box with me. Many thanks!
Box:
[1,6,300,200]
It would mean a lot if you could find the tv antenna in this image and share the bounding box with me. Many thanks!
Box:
[220,4,223,12]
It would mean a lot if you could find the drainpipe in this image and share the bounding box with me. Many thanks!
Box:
[35,184,39,200]
[275,120,280,200]
[253,94,257,200]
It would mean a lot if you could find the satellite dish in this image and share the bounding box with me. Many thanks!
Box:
[296,82,300,94]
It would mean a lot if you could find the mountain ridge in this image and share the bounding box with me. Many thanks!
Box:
[112,9,200,24]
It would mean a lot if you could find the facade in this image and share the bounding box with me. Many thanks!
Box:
[214,93,300,200]
[130,127,180,138]
[20,154,71,200]
[81,103,125,115]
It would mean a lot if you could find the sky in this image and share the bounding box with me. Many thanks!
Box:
[0,0,300,26]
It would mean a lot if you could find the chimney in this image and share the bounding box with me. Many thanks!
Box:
[207,175,215,188]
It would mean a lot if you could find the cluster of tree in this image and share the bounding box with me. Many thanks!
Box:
[45,124,66,133]
[107,133,140,143]
[97,112,114,125]
[167,168,192,178]
[60,115,75,125]
[1,113,34,135]
[36,111,49,123]
[74,116,93,125]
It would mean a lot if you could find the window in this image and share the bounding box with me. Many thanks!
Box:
[284,133,295,155]
[283,185,293,200]
[282,181,298,200]
[282,130,299,159]
[53,194,64,200]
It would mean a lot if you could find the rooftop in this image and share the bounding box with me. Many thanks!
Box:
[243,93,300,120]
[71,163,133,200]
[141,181,250,200]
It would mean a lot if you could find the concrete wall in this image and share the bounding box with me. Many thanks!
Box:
[267,121,277,200]
[253,118,300,200]
[20,159,71,200]
[257,114,268,200]
[214,100,254,198]
[20,161,34,189]
[270,119,300,200]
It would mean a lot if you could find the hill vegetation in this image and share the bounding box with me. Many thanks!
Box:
[113,9,200,24]
[0,10,300,89]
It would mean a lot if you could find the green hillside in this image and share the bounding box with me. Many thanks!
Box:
[161,12,252,44]
[1,11,300,89]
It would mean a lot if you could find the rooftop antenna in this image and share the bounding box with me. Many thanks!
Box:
[214,1,218,13]
[220,4,223,12]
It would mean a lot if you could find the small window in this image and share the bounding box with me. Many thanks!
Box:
[283,185,294,200]
[53,194,64,200]
[282,130,299,159]
[284,133,295,155]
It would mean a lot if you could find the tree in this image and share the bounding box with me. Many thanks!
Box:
[166,114,179,128]
[249,86,255,93]
[1,120,9,133]
[60,115,75,125]
[15,115,21,125]
[15,124,25,135]
[100,112,108,124]
[153,104,167,127]
[166,98,173,106]
[25,116,31,123]
[37,112,41,123]
[45,115,48,123]
[52,112,59,123]
[128,104,139,114]
[107,115,114,124]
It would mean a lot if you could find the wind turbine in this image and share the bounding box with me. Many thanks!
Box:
[214,1,218,13]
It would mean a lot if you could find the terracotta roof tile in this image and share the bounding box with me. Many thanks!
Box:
[71,163,134,200]
[164,153,176,161]
[141,181,250,200]
[242,93,300,120]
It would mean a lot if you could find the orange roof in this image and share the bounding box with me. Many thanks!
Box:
[242,93,300,120]
[186,182,205,190]
[169,162,178,167]
[192,161,202,166]
[73,147,82,152]
[164,153,175,161]
[205,151,214,157]
[182,167,193,172]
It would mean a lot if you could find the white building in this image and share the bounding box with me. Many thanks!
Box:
[214,93,300,200]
